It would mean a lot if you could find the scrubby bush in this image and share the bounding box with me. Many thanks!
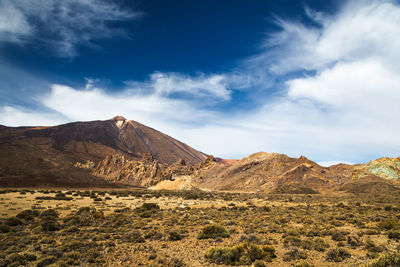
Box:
[205,243,272,265]
[123,231,145,243]
[388,230,400,239]
[16,209,39,220]
[40,209,58,218]
[262,245,276,261]
[140,203,160,210]
[168,230,183,241]
[326,248,351,262]
[37,256,57,267]
[4,217,23,226]
[331,230,348,241]
[0,224,10,233]
[239,234,263,244]
[347,235,362,247]
[40,216,59,231]
[63,251,81,265]
[205,247,237,265]
[377,219,399,231]
[313,238,330,252]
[85,248,101,263]
[369,253,400,267]
[283,248,307,261]
[198,224,229,239]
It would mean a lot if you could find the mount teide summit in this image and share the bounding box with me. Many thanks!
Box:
[0,116,206,186]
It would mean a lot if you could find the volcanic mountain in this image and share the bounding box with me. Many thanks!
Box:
[0,116,206,187]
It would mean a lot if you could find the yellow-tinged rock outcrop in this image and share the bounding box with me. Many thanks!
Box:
[353,157,400,180]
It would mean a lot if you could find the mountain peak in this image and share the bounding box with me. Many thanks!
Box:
[110,116,127,128]
[110,115,127,121]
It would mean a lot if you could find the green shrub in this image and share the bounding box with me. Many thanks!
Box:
[40,217,59,231]
[63,251,82,265]
[326,248,351,262]
[168,230,183,241]
[247,243,264,261]
[4,253,26,265]
[365,239,385,253]
[205,247,238,265]
[388,230,400,239]
[283,248,307,261]
[331,230,348,241]
[369,253,400,267]
[198,224,230,239]
[16,209,39,220]
[205,243,273,265]
[5,217,23,226]
[262,245,276,260]
[313,238,330,252]
[85,248,100,263]
[377,219,399,231]
[37,256,57,267]
[347,235,362,247]
[41,209,58,218]
[0,224,10,233]
[139,210,152,218]
[122,231,145,243]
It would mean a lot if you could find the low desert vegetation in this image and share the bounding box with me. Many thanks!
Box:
[0,189,399,266]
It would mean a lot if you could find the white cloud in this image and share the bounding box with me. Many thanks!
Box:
[317,161,356,167]
[253,0,400,75]
[0,0,140,57]
[0,2,30,43]
[126,72,231,100]
[0,106,67,126]
[38,84,215,127]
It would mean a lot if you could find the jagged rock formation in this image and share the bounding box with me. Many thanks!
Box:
[92,154,166,186]
[353,157,400,180]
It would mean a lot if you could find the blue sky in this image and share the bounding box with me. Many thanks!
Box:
[1,0,400,165]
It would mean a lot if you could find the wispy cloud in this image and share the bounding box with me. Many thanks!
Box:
[126,72,231,101]
[0,0,140,57]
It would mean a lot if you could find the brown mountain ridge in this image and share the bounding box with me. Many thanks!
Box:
[0,116,399,193]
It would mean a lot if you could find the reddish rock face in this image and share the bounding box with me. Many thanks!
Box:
[188,152,355,193]
[92,154,167,187]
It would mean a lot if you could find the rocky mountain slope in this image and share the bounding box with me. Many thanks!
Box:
[187,152,354,193]
[0,116,206,187]
[353,157,400,181]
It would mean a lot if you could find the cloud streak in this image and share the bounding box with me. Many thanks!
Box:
[126,72,231,101]
[0,0,140,57]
